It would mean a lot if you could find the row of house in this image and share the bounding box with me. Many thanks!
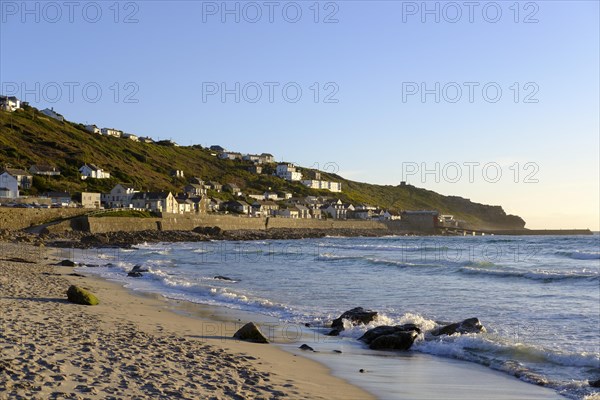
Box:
[84,125,155,143]
[217,150,275,164]
[215,196,402,221]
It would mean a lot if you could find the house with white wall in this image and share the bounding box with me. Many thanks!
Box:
[3,168,33,189]
[85,125,101,134]
[0,172,19,198]
[102,184,139,208]
[322,199,354,219]
[276,163,302,181]
[80,192,101,208]
[131,192,178,213]
[301,179,342,193]
[122,133,139,141]
[101,128,122,138]
[0,96,21,112]
[40,108,64,121]
[80,164,110,179]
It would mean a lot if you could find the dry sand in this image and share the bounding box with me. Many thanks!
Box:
[0,242,372,399]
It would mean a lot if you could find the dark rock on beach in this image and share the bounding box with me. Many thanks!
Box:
[214,275,233,281]
[328,307,378,336]
[299,344,314,351]
[127,265,148,277]
[56,259,76,267]
[369,331,419,351]
[590,379,600,388]
[66,285,99,306]
[358,324,421,351]
[358,324,421,344]
[193,226,222,236]
[233,322,269,344]
[431,318,486,336]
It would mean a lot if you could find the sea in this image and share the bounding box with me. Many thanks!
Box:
[72,234,600,399]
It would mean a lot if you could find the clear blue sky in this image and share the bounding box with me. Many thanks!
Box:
[1,1,598,229]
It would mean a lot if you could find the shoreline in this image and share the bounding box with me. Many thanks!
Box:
[0,241,579,399]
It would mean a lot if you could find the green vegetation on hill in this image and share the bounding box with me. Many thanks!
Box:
[0,106,525,229]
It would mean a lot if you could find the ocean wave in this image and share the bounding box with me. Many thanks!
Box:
[318,243,448,252]
[460,266,599,282]
[556,251,600,260]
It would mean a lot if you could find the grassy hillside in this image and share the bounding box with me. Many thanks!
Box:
[0,106,525,229]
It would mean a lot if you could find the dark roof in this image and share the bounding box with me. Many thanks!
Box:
[3,168,30,176]
[30,165,60,172]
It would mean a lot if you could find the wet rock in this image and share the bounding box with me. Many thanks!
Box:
[214,275,233,281]
[358,324,421,344]
[299,344,314,351]
[127,265,148,277]
[368,331,419,351]
[193,226,222,236]
[66,285,99,306]
[327,307,378,336]
[590,379,600,388]
[431,318,486,336]
[56,259,76,267]
[233,322,269,344]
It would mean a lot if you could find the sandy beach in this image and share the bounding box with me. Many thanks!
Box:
[0,241,570,399]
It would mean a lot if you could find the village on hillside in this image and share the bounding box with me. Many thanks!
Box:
[0,96,456,228]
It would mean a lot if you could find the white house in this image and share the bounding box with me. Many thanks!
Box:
[80,192,101,209]
[102,184,139,208]
[79,164,110,179]
[322,199,354,219]
[132,192,178,213]
[40,108,64,121]
[101,128,122,138]
[242,154,261,163]
[122,133,139,142]
[276,163,302,181]
[183,184,206,197]
[85,125,101,134]
[3,168,33,189]
[279,208,299,219]
[0,96,21,112]
[218,152,243,161]
[259,153,275,164]
[0,172,19,198]
[301,180,342,193]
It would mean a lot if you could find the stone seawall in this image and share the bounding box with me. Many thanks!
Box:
[86,215,401,234]
[0,208,89,231]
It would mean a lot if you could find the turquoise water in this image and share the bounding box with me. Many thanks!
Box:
[74,235,600,399]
